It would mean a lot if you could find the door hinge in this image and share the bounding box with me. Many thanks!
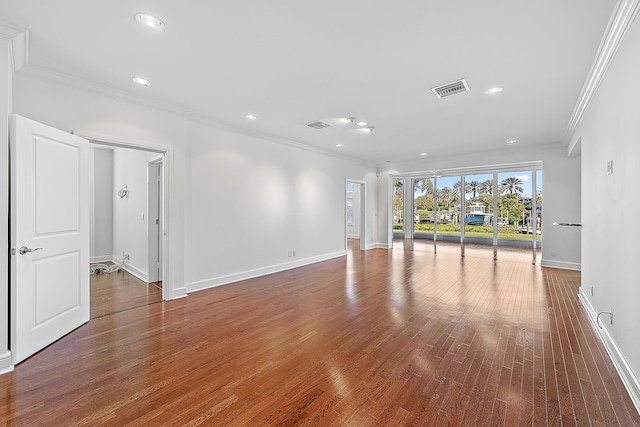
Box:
[155,218,159,225]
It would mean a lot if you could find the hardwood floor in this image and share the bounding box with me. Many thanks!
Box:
[1,240,639,426]
[90,267,162,319]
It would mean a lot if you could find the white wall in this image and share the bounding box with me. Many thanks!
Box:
[90,147,113,262]
[376,144,582,269]
[569,10,640,406]
[0,35,12,373]
[11,73,379,299]
[112,147,161,280]
[184,121,377,291]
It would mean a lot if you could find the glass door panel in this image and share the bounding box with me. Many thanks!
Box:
[464,173,494,244]
[497,171,535,247]
[435,175,461,242]
[412,177,434,239]
[393,178,405,237]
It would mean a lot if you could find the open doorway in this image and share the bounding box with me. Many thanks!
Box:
[346,179,366,252]
[89,143,165,318]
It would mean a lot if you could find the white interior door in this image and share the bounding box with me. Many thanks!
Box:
[10,115,90,365]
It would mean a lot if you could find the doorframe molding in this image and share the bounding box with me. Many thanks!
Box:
[345,179,366,251]
[147,158,163,283]
[79,132,178,301]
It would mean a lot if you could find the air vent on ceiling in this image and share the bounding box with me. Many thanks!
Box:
[306,120,331,129]
[431,79,470,98]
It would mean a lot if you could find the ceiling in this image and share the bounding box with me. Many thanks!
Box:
[0,1,616,165]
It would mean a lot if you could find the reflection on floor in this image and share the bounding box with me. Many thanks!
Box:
[90,267,162,319]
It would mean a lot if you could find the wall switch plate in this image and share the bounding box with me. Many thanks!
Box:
[607,160,613,175]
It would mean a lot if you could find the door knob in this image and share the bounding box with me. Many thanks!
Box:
[19,246,42,255]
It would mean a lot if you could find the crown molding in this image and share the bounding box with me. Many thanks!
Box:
[17,64,374,168]
[564,0,640,145]
[0,21,28,71]
[187,113,375,168]
[17,64,192,116]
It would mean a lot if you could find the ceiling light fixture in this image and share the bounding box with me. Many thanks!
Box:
[336,144,344,148]
[246,114,257,120]
[346,117,356,123]
[135,13,165,31]
[132,77,151,86]
[357,121,368,126]
[506,139,517,144]
[485,87,503,95]
[420,152,427,156]
[366,127,375,133]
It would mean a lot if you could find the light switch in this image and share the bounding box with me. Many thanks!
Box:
[607,160,613,175]
[141,213,145,220]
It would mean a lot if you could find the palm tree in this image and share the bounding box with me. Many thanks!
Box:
[414,178,433,195]
[480,179,493,196]
[500,176,524,195]
[466,180,482,198]
[438,187,454,208]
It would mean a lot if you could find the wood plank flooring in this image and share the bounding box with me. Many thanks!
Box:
[90,266,162,319]
[1,240,639,426]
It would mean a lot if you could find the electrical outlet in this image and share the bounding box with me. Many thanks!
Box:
[292,250,296,257]
[551,250,557,257]
[287,251,292,258]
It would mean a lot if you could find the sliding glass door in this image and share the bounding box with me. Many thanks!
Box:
[391,163,543,255]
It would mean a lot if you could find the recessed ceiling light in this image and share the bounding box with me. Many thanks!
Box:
[132,77,151,86]
[506,139,517,144]
[135,13,165,31]
[346,117,356,123]
[357,121,368,126]
[485,87,503,95]
[366,127,375,133]
[420,152,427,156]
[336,144,344,148]
[246,114,257,120]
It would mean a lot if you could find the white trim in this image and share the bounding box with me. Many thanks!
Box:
[186,250,346,294]
[578,287,640,414]
[15,66,374,168]
[540,259,581,270]
[347,233,360,238]
[171,287,188,299]
[564,0,640,144]
[90,255,113,263]
[0,21,28,71]
[345,179,366,251]
[366,243,390,250]
[0,351,13,374]
[124,263,148,283]
[81,135,174,301]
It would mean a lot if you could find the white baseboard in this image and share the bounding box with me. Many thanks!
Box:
[170,286,188,300]
[0,351,13,375]
[540,259,581,270]
[186,250,346,294]
[90,255,113,263]
[374,242,392,249]
[347,234,360,238]
[578,287,640,414]
[123,263,149,283]
[365,242,389,250]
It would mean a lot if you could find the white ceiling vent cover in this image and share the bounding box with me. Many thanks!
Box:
[431,79,470,98]
[306,120,331,129]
